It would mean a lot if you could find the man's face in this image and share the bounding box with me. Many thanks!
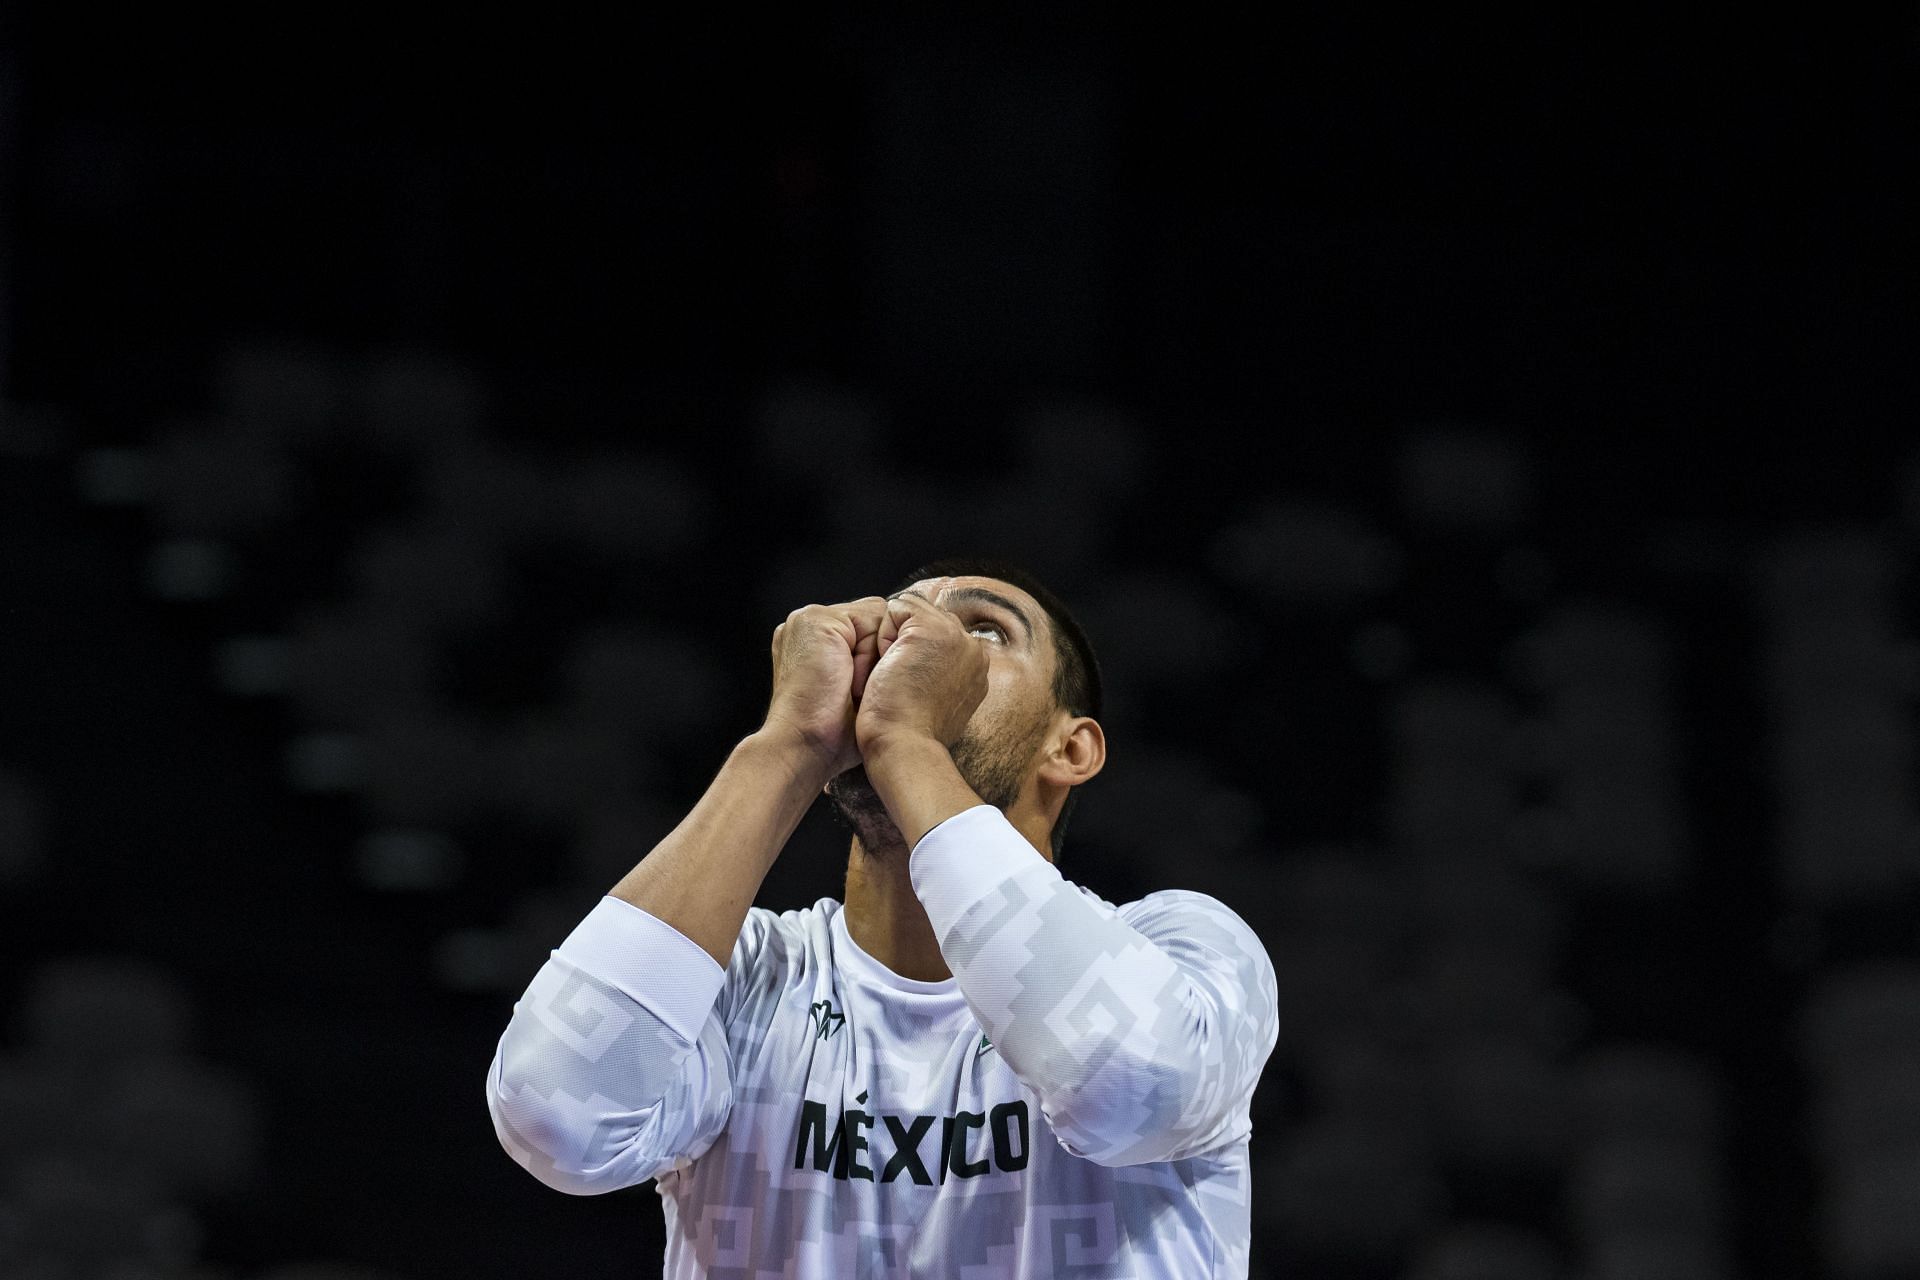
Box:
[826,575,1059,849]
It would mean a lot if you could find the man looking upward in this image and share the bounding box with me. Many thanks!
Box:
[487,558,1280,1277]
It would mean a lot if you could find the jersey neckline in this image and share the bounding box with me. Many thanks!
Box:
[828,903,966,1001]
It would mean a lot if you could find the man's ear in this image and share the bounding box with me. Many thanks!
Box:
[1038,716,1105,789]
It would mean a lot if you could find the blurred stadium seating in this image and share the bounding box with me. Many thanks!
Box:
[10,347,1917,1279]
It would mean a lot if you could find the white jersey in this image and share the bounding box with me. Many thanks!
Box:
[487,804,1280,1278]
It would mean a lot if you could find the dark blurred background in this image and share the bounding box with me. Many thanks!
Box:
[2,8,1919,1279]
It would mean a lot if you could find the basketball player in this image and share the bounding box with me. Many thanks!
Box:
[487,558,1279,1277]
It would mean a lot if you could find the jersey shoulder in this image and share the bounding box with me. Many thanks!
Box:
[1116,886,1268,952]
[1117,886,1278,1015]
[715,897,841,1024]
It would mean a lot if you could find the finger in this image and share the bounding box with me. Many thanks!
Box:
[884,595,923,628]
[836,596,892,639]
[886,592,964,640]
[805,599,885,665]
[844,599,889,679]
[876,599,912,658]
[787,599,887,636]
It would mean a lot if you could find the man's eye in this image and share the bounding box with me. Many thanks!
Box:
[967,621,1006,643]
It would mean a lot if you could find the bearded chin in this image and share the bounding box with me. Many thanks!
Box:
[825,766,896,852]
[827,731,1026,857]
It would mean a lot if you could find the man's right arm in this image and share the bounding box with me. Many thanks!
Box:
[486,599,891,1194]
[607,595,894,966]
[607,726,838,965]
[484,729,831,1194]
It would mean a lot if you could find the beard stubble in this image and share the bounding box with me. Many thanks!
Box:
[826,713,1045,857]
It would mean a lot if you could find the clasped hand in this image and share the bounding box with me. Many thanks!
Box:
[763,593,989,779]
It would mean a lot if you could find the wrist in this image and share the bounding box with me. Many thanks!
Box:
[857,728,950,781]
[742,723,839,792]
[857,731,982,851]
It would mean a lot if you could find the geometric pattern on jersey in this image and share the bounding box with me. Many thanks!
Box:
[488,804,1280,1278]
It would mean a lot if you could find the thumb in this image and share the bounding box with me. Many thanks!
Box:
[876,597,914,658]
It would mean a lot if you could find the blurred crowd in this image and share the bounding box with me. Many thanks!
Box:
[2,342,1917,1279]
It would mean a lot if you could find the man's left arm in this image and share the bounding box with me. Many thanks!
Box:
[904,800,1279,1166]
[854,591,1279,1165]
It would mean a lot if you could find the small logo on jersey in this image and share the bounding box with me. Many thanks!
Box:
[808,1000,845,1041]
[975,1033,993,1058]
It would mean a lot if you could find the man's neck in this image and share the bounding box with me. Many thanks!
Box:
[839,806,1057,984]
[842,837,952,982]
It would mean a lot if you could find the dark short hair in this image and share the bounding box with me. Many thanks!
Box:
[893,557,1102,856]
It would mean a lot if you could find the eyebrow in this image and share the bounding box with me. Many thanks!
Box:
[891,586,1036,645]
